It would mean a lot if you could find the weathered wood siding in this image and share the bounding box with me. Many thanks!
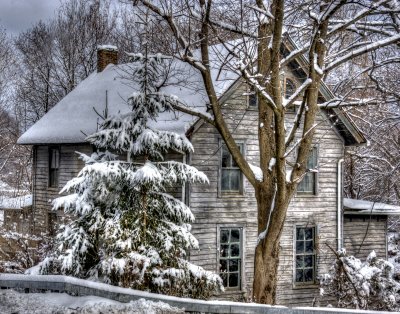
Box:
[32,144,93,234]
[343,215,387,260]
[188,79,343,306]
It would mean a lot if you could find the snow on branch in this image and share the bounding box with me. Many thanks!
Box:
[284,78,312,108]
[249,163,263,182]
[137,0,206,73]
[313,54,324,76]
[237,61,277,109]
[325,34,400,72]
[189,9,256,38]
[280,46,308,68]
[327,0,393,37]
[319,98,381,109]
[247,4,274,22]
[169,100,215,125]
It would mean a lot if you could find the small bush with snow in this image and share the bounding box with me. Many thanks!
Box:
[0,227,50,274]
[319,248,400,311]
[37,52,223,299]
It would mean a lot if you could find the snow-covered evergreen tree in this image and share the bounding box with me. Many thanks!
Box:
[319,249,400,311]
[39,53,223,299]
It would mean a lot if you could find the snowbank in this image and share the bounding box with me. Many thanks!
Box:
[0,289,182,314]
[0,273,284,313]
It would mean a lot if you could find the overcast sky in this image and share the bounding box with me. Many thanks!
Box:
[0,0,61,36]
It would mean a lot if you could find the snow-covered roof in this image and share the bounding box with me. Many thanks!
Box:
[18,40,364,146]
[0,194,33,210]
[18,43,238,145]
[343,198,400,216]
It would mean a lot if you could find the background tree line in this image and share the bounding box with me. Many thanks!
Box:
[0,0,168,194]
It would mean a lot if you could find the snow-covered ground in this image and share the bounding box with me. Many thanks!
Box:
[0,289,183,314]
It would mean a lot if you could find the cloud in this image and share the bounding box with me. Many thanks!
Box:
[0,0,60,36]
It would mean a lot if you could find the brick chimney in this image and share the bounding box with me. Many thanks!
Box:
[97,45,118,72]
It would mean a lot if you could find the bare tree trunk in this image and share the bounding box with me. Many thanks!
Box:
[253,183,293,303]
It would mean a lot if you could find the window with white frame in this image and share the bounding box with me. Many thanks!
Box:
[220,143,243,193]
[295,226,316,284]
[49,146,60,187]
[297,147,318,194]
[219,227,242,289]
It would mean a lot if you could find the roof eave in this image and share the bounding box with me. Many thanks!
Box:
[344,210,400,216]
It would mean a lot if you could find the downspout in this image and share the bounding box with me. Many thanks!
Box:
[31,146,37,233]
[337,158,344,250]
[182,153,186,203]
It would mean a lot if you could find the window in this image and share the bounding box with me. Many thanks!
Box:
[248,87,257,108]
[49,147,60,187]
[284,78,297,112]
[295,226,316,284]
[221,144,243,193]
[297,147,318,194]
[284,78,296,98]
[219,227,242,289]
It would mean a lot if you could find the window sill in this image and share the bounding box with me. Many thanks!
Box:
[220,287,243,292]
[219,192,245,199]
[295,192,318,198]
[246,106,258,111]
[214,288,247,302]
[292,283,319,290]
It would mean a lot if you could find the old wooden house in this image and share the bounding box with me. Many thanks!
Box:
[17,44,386,306]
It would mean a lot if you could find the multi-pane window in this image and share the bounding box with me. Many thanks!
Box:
[295,226,316,284]
[221,144,243,193]
[219,228,242,289]
[49,147,60,187]
[297,147,318,194]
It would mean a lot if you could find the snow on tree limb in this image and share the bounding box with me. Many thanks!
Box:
[326,34,400,72]
[283,78,312,108]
